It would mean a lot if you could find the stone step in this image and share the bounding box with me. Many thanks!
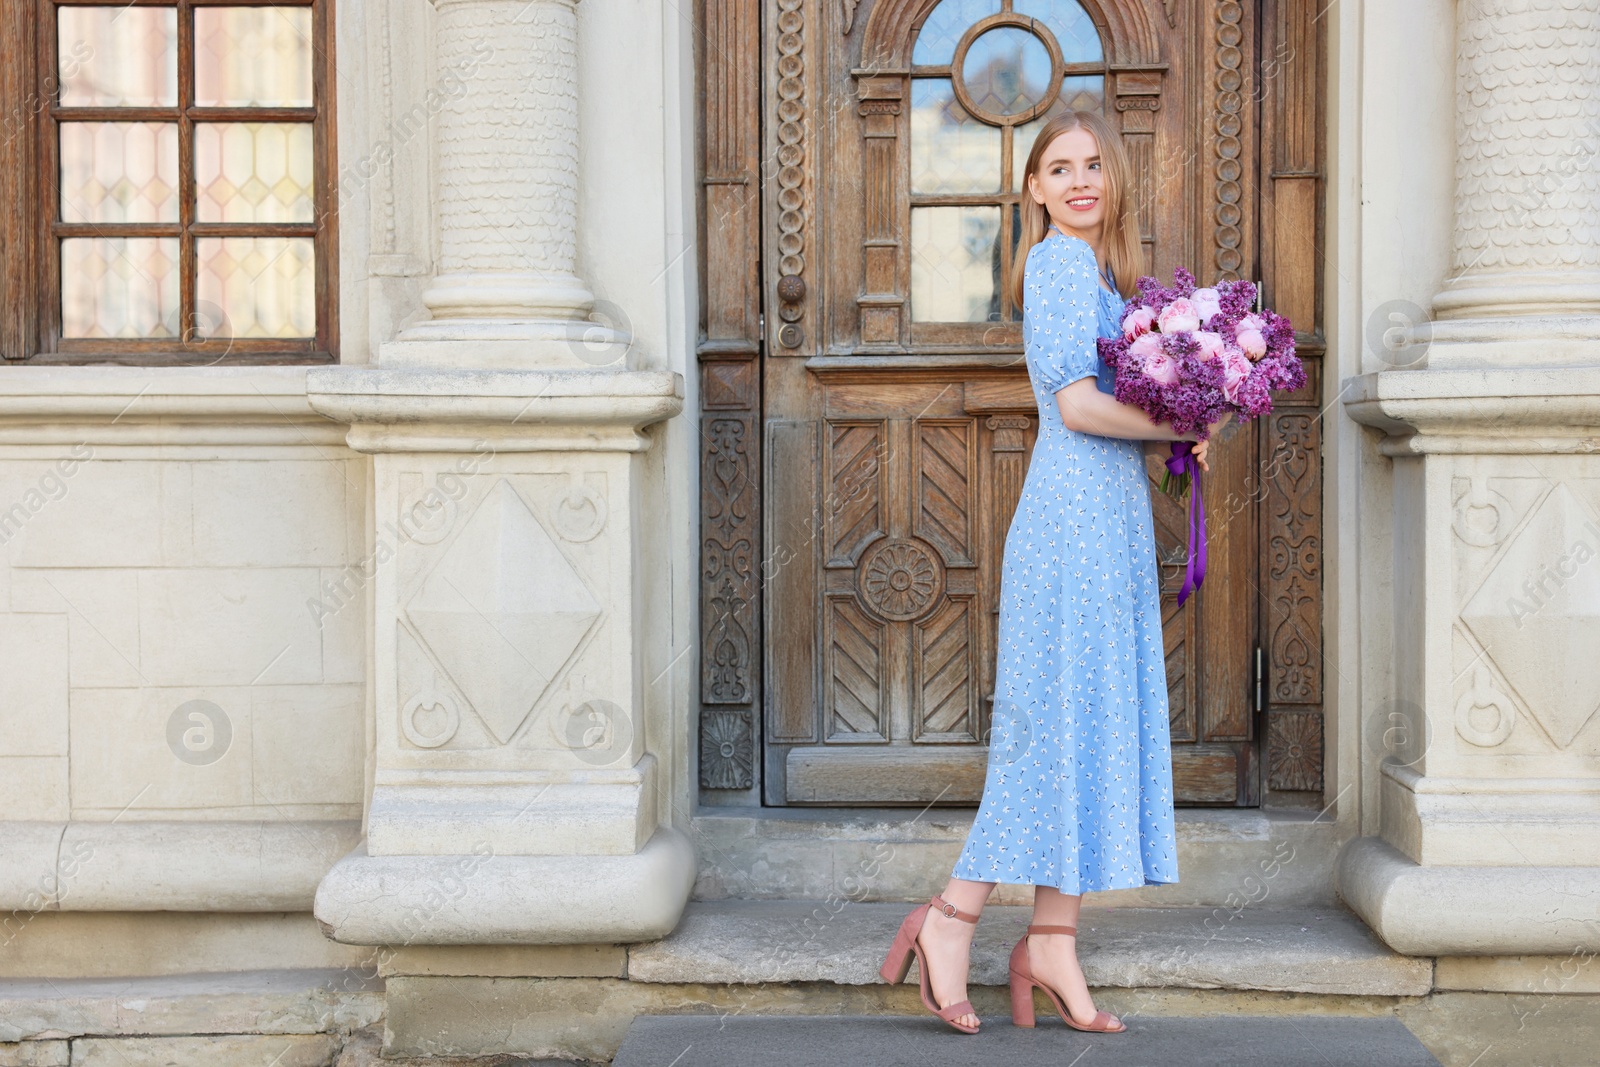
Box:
[611,1014,1445,1067]
[690,808,1342,907]
[626,900,1432,997]
[0,969,383,1044]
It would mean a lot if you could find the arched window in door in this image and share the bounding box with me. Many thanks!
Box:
[907,0,1107,324]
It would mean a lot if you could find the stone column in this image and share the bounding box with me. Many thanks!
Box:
[1338,0,1600,955]
[382,0,629,369]
[304,0,693,944]
[1422,0,1600,367]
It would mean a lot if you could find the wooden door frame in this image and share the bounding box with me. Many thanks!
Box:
[693,0,1326,808]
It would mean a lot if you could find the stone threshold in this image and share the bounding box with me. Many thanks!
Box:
[626,900,1432,997]
[690,807,1348,907]
[0,969,383,1044]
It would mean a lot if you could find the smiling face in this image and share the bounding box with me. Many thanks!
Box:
[1027,125,1106,244]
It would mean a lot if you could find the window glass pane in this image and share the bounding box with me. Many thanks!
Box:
[59,122,179,223]
[196,123,315,223]
[1011,0,1103,63]
[197,237,315,337]
[910,205,1002,322]
[195,8,313,107]
[58,7,178,107]
[61,238,180,338]
[910,80,999,194]
[961,26,1053,117]
[911,0,998,66]
[1011,75,1106,191]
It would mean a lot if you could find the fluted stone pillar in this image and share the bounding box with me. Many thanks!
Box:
[382,0,629,368]
[1423,0,1600,367]
[305,0,692,945]
[1339,0,1600,955]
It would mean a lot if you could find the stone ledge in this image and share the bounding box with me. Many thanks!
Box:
[72,1035,338,1067]
[305,365,684,453]
[0,820,362,913]
[1336,836,1600,956]
[381,978,1419,1063]
[313,827,697,946]
[690,807,1344,907]
[0,970,382,1043]
[624,900,1433,997]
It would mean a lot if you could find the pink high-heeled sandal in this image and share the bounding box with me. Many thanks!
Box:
[1009,923,1127,1033]
[878,895,982,1034]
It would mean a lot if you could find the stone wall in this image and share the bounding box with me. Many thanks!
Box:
[0,370,365,917]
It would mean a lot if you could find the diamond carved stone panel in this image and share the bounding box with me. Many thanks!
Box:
[406,479,602,744]
[1459,482,1600,749]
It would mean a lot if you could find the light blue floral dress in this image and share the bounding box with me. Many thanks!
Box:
[949,224,1179,894]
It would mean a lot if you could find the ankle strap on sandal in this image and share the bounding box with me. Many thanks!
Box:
[929,894,981,924]
[1026,923,1078,936]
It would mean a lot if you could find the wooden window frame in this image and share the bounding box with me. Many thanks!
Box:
[904,4,1109,347]
[0,0,338,365]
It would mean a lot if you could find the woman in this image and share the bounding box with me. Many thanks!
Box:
[878,110,1225,1035]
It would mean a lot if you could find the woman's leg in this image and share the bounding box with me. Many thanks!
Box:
[1027,886,1118,1027]
[917,876,995,1029]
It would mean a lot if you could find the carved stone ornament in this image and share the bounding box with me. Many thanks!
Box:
[401,690,462,749]
[1458,482,1600,748]
[406,479,602,744]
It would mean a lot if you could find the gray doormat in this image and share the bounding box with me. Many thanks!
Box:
[611,1014,1443,1067]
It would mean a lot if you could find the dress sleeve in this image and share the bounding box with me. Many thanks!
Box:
[1023,235,1100,396]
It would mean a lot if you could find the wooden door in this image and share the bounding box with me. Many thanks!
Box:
[695,0,1326,808]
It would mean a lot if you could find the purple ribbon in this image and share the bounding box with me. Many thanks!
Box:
[1165,442,1208,606]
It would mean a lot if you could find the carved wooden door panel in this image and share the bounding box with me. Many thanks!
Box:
[696,0,1326,807]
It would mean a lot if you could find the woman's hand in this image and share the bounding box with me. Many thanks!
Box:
[1189,412,1233,473]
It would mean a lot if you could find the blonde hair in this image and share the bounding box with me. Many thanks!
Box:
[1009,110,1142,309]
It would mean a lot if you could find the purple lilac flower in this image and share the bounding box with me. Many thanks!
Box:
[1096,271,1304,444]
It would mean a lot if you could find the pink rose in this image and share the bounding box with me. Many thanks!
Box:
[1221,346,1252,402]
[1157,297,1201,335]
[1122,306,1156,340]
[1129,332,1165,360]
[1143,349,1180,387]
[1192,287,1222,325]
[1236,327,1268,360]
[1192,330,1225,361]
[1238,313,1266,333]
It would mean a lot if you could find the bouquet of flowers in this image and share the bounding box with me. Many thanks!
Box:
[1096,268,1304,605]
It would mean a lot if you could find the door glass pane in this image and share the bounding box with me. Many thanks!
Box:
[196,123,316,223]
[61,238,180,338]
[1011,0,1103,63]
[1008,203,1022,319]
[1059,73,1105,112]
[58,7,177,107]
[911,0,998,66]
[1011,75,1106,191]
[195,7,314,106]
[197,237,315,337]
[910,206,1002,322]
[961,26,1052,117]
[910,80,1000,194]
[59,122,179,223]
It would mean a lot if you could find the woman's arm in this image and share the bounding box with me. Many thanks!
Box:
[1055,377,1194,442]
